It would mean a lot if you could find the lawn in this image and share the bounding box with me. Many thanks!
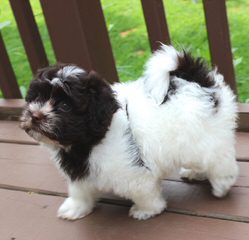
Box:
[0,0,248,102]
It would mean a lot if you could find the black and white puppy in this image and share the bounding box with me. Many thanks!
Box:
[20,45,238,220]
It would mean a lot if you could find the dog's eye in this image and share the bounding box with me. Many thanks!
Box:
[59,102,71,112]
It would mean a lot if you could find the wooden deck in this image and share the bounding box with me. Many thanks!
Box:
[1,119,249,240]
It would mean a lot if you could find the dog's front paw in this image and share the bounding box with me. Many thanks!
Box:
[57,197,93,220]
[129,206,156,220]
[129,201,166,220]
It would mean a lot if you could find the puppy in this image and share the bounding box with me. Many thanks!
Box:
[20,45,238,220]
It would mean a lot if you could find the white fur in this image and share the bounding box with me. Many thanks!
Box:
[51,77,62,86]
[29,101,53,115]
[52,66,85,87]
[143,45,178,104]
[57,66,85,78]
[57,181,97,220]
[45,45,238,220]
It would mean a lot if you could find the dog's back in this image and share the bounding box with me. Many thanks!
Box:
[113,45,238,197]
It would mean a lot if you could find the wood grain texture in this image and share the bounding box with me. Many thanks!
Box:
[1,189,249,240]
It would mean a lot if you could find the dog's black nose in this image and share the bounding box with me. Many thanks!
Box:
[31,112,44,122]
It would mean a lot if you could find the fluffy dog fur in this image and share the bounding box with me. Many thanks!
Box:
[20,45,238,220]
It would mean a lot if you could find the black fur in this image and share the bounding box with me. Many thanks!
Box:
[24,64,119,181]
[170,51,215,88]
[58,145,90,181]
[124,103,147,168]
[125,101,129,119]
[210,92,220,111]
[124,127,145,168]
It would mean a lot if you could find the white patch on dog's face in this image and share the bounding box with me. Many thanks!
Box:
[57,66,85,78]
[51,66,85,87]
[29,102,42,112]
[29,101,53,115]
[41,101,53,114]
[51,77,62,86]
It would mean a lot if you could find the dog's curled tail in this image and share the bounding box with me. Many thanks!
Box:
[143,45,179,104]
[143,44,227,104]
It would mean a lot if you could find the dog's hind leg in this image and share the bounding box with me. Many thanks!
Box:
[180,153,238,198]
[207,154,239,198]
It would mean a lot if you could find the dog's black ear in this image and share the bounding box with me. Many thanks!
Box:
[84,70,117,105]
[76,70,119,136]
[87,70,102,82]
[83,70,111,94]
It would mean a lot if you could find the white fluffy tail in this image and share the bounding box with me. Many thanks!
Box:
[143,45,179,104]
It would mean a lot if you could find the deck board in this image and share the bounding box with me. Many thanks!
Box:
[0,120,36,144]
[236,132,249,161]
[0,143,66,193]
[1,188,249,240]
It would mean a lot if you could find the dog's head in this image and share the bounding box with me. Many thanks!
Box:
[20,64,119,147]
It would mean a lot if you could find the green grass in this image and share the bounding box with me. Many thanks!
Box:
[0,0,248,102]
